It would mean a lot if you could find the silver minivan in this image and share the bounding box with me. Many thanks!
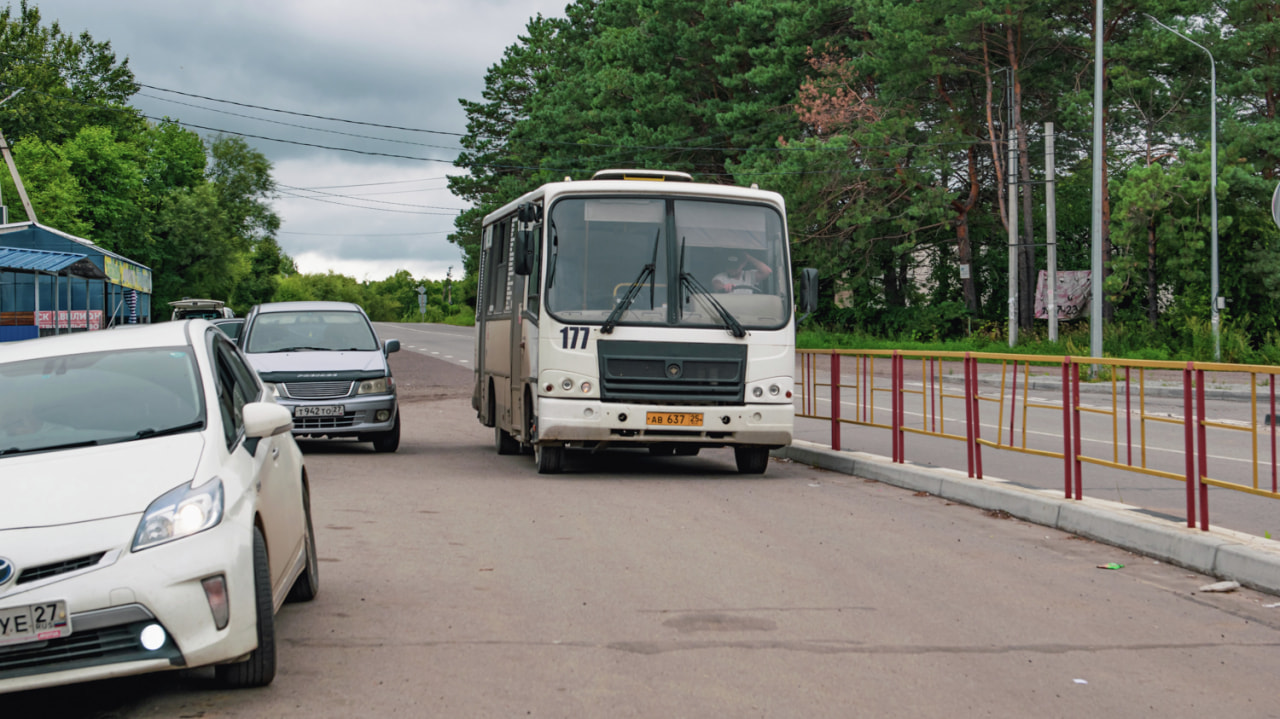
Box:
[239,301,400,452]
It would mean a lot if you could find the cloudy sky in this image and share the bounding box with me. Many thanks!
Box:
[29,0,570,282]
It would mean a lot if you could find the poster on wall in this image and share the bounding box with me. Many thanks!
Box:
[1034,270,1092,321]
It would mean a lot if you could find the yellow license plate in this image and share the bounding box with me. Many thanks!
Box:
[646,412,703,427]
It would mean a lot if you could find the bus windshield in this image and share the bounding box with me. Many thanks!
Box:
[545,197,790,331]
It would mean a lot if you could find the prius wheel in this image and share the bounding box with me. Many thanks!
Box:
[286,483,319,603]
[734,446,770,475]
[535,443,564,474]
[372,411,401,453]
[216,527,277,688]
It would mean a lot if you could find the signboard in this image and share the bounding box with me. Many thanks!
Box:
[36,310,104,330]
[1272,181,1280,231]
[104,256,153,293]
[1034,270,1091,321]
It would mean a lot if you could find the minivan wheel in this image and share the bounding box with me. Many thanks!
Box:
[372,411,400,453]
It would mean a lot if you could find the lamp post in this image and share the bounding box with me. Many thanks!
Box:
[1147,14,1219,361]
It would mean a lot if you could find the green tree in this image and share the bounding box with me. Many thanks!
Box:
[0,0,141,145]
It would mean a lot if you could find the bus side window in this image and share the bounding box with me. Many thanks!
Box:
[486,219,510,317]
[526,224,542,317]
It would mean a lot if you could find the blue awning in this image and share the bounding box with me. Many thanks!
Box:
[0,246,107,278]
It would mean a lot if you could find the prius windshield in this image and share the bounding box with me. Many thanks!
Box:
[544,197,790,331]
[0,347,204,456]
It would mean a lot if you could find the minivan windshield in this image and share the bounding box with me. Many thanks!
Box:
[245,310,380,353]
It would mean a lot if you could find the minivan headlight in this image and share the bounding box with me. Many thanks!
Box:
[357,377,391,395]
[133,479,224,552]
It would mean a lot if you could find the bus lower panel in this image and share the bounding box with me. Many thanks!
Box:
[535,396,792,447]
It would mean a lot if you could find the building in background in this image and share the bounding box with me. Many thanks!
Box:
[0,222,153,342]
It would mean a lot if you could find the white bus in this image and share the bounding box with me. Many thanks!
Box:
[472,169,816,474]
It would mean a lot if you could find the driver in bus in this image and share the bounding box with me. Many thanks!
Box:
[712,253,772,293]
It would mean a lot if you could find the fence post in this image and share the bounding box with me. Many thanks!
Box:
[831,352,841,451]
[965,354,975,477]
[896,350,906,460]
[971,356,984,478]
[1196,367,1209,530]
[1063,357,1073,498]
[1071,362,1083,500]
[1183,363,1196,528]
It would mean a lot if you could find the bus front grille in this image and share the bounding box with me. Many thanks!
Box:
[597,340,745,405]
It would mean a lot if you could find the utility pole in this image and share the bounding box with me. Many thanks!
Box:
[0,88,37,224]
[1090,0,1105,362]
[1146,14,1219,361]
[1008,129,1018,347]
[1046,122,1058,342]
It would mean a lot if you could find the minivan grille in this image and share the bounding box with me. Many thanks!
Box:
[281,381,353,399]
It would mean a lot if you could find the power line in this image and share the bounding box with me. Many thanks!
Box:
[139,83,466,137]
[138,91,465,153]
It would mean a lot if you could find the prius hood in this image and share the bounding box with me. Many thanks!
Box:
[244,350,389,381]
[0,434,206,528]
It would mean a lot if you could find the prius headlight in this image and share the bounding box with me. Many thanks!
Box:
[357,377,392,395]
[133,479,224,552]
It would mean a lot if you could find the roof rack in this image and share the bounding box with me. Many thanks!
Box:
[590,169,693,182]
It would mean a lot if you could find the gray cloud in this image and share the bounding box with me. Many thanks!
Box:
[30,0,567,280]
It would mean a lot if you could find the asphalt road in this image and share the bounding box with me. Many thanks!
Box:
[10,346,1280,718]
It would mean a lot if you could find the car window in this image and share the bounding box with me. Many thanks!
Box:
[212,340,258,448]
[0,346,204,455]
[244,310,379,353]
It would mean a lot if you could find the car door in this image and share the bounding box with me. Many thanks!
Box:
[211,333,305,600]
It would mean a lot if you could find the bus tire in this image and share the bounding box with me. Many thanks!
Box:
[536,444,564,474]
[734,446,769,474]
[495,426,520,455]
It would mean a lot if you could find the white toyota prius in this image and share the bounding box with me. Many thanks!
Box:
[0,320,318,693]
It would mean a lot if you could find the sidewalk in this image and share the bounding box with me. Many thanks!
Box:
[774,440,1280,597]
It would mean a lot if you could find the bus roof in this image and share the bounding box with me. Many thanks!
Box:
[482,174,785,226]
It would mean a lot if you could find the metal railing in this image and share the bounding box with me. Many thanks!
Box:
[796,349,1280,531]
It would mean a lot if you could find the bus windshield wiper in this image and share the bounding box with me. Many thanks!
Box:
[681,273,746,338]
[601,230,660,335]
[602,264,654,334]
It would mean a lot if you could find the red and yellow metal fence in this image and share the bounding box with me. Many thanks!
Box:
[796,349,1280,531]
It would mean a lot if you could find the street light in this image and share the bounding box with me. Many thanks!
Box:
[1146,14,1220,361]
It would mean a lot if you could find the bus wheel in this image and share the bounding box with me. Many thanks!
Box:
[536,444,564,474]
[734,446,769,475]
[496,426,520,455]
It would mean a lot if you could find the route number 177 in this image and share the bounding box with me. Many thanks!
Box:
[560,326,590,350]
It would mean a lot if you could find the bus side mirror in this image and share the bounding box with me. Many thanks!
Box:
[798,268,819,314]
[513,228,536,276]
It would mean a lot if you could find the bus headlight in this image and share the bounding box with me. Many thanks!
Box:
[753,386,764,398]
[581,382,592,394]
[769,384,781,396]
[561,378,574,391]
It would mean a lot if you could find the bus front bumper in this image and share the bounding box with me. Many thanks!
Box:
[535,397,792,448]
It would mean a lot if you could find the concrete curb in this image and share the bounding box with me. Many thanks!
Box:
[774,440,1280,596]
